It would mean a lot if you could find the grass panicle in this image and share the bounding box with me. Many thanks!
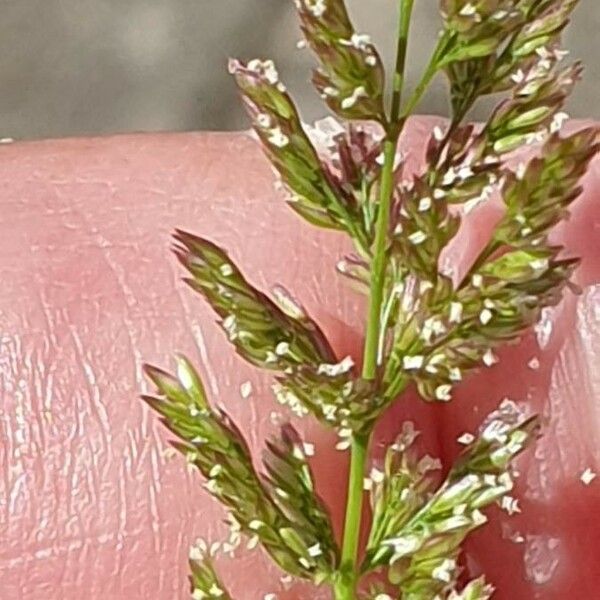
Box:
[141,1,598,598]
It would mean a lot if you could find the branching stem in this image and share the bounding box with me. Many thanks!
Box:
[335,2,417,598]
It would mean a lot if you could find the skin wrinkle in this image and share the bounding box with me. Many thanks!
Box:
[577,286,600,436]
[0,122,599,598]
[524,289,597,502]
[554,287,600,457]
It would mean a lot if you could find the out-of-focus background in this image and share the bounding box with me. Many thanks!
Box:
[2,0,599,141]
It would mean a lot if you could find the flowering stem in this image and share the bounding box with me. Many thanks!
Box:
[336,2,415,599]
[335,432,369,600]
[361,138,399,382]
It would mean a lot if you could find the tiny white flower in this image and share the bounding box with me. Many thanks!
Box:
[581,468,597,485]
[403,355,425,370]
[480,308,493,325]
[419,280,434,294]
[317,356,354,376]
[408,230,427,245]
[457,432,475,445]
[189,542,205,561]
[256,113,272,128]
[349,33,372,50]
[449,367,462,381]
[429,353,445,365]
[483,348,498,367]
[531,258,549,271]
[435,384,452,401]
[550,111,569,133]
[442,167,458,186]
[209,464,223,478]
[432,558,456,583]
[303,442,315,457]
[459,3,477,16]
[500,495,522,515]
[275,341,290,356]
[370,467,385,484]
[268,127,290,148]
[553,48,570,61]
[449,301,463,323]
[418,196,432,212]
[272,285,306,320]
[457,165,474,180]
[472,509,488,525]
[389,535,421,557]
[511,69,526,84]
[336,438,352,451]
[305,0,327,18]
[341,86,367,110]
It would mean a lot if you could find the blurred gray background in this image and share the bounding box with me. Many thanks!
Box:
[2,0,599,141]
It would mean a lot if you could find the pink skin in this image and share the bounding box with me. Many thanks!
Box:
[1,118,599,599]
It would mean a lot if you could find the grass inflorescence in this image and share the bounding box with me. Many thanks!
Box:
[142,1,598,598]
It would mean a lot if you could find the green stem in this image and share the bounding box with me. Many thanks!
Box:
[399,30,453,120]
[361,138,399,380]
[363,0,416,381]
[334,138,397,600]
[390,0,415,124]
[335,432,369,600]
[335,2,416,599]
